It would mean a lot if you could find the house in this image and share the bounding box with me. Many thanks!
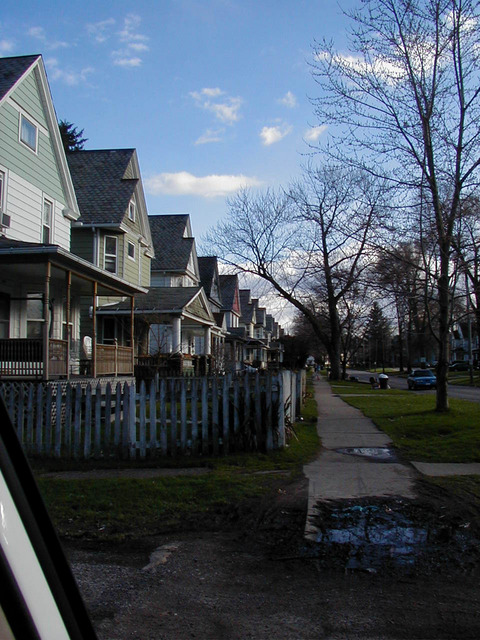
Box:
[102,214,217,376]
[0,54,147,380]
[67,148,154,358]
[198,256,227,367]
[219,274,245,371]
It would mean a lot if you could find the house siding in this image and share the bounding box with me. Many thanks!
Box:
[0,91,65,204]
[71,230,94,264]
[0,169,70,249]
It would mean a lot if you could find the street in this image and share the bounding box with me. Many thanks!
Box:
[347,369,480,403]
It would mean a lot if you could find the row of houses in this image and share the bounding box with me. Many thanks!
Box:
[0,54,284,385]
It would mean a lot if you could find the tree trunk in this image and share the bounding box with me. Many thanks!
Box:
[436,248,450,412]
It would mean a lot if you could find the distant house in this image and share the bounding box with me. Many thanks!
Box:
[0,54,145,381]
[102,214,217,376]
[219,274,245,371]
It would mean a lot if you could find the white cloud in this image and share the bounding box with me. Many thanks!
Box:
[191,88,243,125]
[260,123,292,146]
[0,39,14,53]
[28,26,68,50]
[46,58,94,86]
[304,125,327,142]
[86,18,115,43]
[145,171,262,198]
[111,14,149,68]
[278,91,297,108]
[112,53,142,67]
[195,128,225,145]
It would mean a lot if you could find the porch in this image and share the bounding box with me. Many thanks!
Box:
[0,241,146,381]
[0,338,134,378]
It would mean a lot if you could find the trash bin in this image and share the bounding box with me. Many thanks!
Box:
[378,373,389,389]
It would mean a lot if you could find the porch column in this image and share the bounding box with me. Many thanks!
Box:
[172,316,182,353]
[130,295,135,373]
[43,262,51,381]
[66,270,71,380]
[204,326,211,355]
[92,281,97,378]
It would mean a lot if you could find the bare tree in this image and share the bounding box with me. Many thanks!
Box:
[207,166,381,379]
[311,0,480,410]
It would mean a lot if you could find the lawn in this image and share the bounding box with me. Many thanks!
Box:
[336,382,480,462]
[36,380,320,543]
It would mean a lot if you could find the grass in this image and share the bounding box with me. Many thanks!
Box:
[336,382,480,462]
[36,379,320,543]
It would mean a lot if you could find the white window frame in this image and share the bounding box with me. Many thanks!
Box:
[42,198,53,244]
[104,236,118,274]
[128,197,136,223]
[26,293,44,339]
[127,240,136,261]
[0,169,10,229]
[19,114,38,154]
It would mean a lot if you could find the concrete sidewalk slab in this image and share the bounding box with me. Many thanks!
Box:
[304,377,418,538]
[411,461,480,476]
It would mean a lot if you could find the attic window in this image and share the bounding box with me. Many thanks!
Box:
[20,115,38,153]
[128,198,136,223]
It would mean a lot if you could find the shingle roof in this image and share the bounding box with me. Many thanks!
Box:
[197,257,217,297]
[0,55,39,101]
[67,150,137,224]
[99,287,202,313]
[219,274,237,310]
[149,215,194,272]
[239,290,254,323]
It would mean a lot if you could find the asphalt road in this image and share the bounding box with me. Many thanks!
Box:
[347,368,480,403]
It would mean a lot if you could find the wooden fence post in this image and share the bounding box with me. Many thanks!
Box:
[191,378,198,455]
[139,380,147,459]
[201,377,209,455]
[94,382,102,459]
[104,382,112,458]
[64,383,72,457]
[180,378,187,454]
[149,379,157,456]
[212,377,219,455]
[265,373,273,451]
[277,373,285,448]
[55,382,62,458]
[84,383,92,459]
[160,379,167,456]
[222,375,229,454]
[170,378,177,456]
[129,382,136,459]
[73,383,82,460]
[35,383,43,456]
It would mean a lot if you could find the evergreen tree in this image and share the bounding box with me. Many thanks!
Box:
[58,120,87,152]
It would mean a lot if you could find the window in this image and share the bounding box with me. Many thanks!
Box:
[127,241,135,260]
[26,294,44,339]
[104,236,117,273]
[42,199,52,243]
[20,115,37,153]
[128,198,136,222]
[0,170,9,228]
[0,295,9,339]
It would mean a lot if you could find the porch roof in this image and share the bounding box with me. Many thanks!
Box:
[0,239,147,296]
[97,286,215,325]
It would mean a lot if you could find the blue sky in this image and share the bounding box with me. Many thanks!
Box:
[1,0,356,242]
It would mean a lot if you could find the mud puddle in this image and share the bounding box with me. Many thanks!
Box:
[334,446,397,462]
[307,497,480,574]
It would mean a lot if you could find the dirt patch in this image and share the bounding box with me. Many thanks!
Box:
[67,476,480,639]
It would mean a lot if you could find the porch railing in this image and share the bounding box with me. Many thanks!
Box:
[0,338,132,378]
[96,343,133,375]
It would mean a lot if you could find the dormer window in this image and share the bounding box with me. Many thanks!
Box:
[128,197,136,223]
[20,114,38,153]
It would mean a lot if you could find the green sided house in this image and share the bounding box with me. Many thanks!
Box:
[0,54,148,380]
[67,149,154,370]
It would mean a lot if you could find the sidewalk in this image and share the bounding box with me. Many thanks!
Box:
[303,376,480,538]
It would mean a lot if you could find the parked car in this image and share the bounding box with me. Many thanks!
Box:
[407,369,437,390]
[449,362,469,372]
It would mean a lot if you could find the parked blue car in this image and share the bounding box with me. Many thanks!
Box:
[407,369,437,390]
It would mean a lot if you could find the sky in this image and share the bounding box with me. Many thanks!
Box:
[1,0,357,322]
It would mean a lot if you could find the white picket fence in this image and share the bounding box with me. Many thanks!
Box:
[0,370,305,460]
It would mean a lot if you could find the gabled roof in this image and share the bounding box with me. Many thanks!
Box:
[198,257,218,298]
[219,274,240,313]
[149,214,198,274]
[67,149,137,225]
[266,314,274,332]
[239,289,255,324]
[0,54,80,220]
[98,286,214,324]
[0,55,40,101]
